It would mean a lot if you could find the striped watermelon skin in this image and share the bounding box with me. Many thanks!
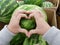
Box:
[0,0,19,23]
[42,1,54,8]
[0,0,1,15]
[23,0,45,6]
[1,0,19,16]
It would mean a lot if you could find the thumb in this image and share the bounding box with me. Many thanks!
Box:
[19,28,28,37]
[29,13,34,19]
[28,30,37,37]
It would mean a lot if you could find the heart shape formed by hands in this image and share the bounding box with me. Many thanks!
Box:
[20,14,36,31]
[15,5,47,37]
[10,5,48,45]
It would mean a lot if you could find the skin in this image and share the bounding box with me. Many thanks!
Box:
[7,9,51,37]
[7,9,29,36]
[28,10,51,37]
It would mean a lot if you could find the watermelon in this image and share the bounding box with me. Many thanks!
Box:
[42,1,54,8]
[23,0,45,6]
[0,0,48,45]
[0,0,19,23]
[23,34,46,45]
[1,0,19,15]
[10,5,47,45]
[0,0,1,15]
[16,5,47,30]
[10,33,26,45]
[20,18,36,30]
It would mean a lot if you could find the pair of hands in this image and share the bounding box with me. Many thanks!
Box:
[7,9,51,37]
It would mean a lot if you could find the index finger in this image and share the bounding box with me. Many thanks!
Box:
[16,14,28,24]
[13,9,32,17]
[29,13,41,22]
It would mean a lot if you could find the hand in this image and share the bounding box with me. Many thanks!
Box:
[7,10,28,36]
[28,10,51,37]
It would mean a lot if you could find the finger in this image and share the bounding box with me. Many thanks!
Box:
[18,10,27,14]
[17,14,27,18]
[17,14,27,23]
[19,29,28,37]
[31,10,45,19]
[29,13,38,22]
[29,13,34,19]
[29,30,37,37]
[13,10,27,16]
[15,9,32,15]
[16,9,27,13]
[30,10,44,18]
[26,11,32,14]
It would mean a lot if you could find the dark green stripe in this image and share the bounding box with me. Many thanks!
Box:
[0,14,11,23]
[1,0,15,14]
[1,0,18,15]
[1,0,11,10]
[0,0,2,4]
[1,0,6,5]
[0,0,1,15]
[0,0,2,15]
[0,6,1,15]
[2,2,18,16]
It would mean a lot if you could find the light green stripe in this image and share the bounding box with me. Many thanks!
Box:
[1,0,6,5]
[1,0,16,15]
[2,2,18,16]
[0,0,1,15]
[1,0,11,10]
[1,0,14,13]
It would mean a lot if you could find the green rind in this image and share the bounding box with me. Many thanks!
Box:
[1,0,19,16]
[0,0,19,23]
[42,1,54,8]
[23,0,45,6]
[20,18,36,30]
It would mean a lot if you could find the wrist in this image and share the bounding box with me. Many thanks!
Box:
[3,25,15,35]
[42,24,51,35]
[7,25,17,34]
